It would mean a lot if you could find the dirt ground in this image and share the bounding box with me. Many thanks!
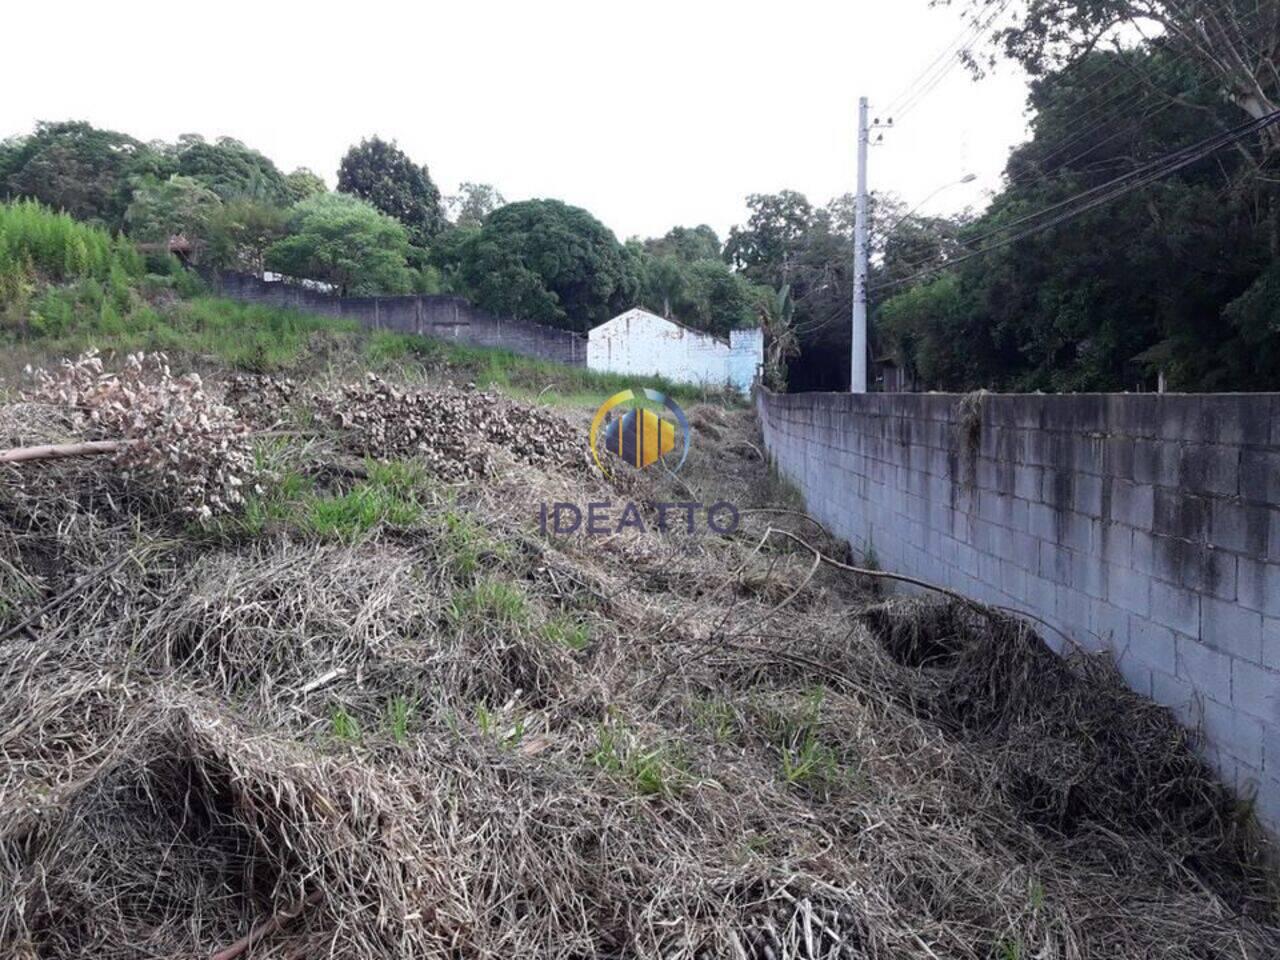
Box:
[1,352,1278,959]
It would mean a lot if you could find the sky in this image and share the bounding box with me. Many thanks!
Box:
[0,0,1033,241]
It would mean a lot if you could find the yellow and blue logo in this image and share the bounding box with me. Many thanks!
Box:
[589,388,691,476]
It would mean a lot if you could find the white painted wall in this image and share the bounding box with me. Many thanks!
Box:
[587,308,762,394]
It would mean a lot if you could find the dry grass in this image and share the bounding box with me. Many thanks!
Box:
[0,360,1276,959]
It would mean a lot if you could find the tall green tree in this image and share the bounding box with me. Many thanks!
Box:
[447,182,505,229]
[435,199,636,331]
[959,0,1279,130]
[282,167,327,204]
[123,175,223,243]
[174,135,288,202]
[875,46,1280,391]
[337,136,445,244]
[725,191,814,284]
[645,224,722,263]
[207,198,290,275]
[0,121,167,228]
[266,192,412,295]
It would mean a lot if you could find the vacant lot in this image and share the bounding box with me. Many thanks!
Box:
[1,310,1277,959]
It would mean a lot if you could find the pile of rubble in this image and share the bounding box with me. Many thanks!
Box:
[310,375,586,482]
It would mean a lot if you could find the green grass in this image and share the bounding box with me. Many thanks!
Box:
[10,281,361,373]
[449,579,529,628]
[386,695,414,744]
[364,329,742,408]
[212,451,429,541]
[766,688,843,793]
[541,616,591,652]
[692,697,737,743]
[303,481,423,541]
[440,508,504,580]
[330,705,360,742]
[591,718,689,797]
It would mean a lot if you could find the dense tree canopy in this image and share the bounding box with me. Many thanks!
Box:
[434,199,636,332]
[961,0,1279,128]
[0,121,165,228]
[174,135,288,202]
[282,168,327,204]
[266,192,412,296]
[873,46,1280,392]
[206,198,290,275]
[123,175,222,244]
[337,137,445,244]
[629,225,762,338]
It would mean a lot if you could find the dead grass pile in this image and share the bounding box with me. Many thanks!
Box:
[309,374,586,481]
[0,377,1277,959]
[20,351,259,519]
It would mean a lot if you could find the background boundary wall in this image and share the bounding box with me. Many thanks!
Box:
[209,271,586,367]
[756,388,1280,832]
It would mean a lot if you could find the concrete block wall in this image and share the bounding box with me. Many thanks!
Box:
[210,271,586,366]
[757,389,1280,832]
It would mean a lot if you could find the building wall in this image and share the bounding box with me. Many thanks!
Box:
[757,388,1280,833]
[209,271,586,367]
[587,309,761,394]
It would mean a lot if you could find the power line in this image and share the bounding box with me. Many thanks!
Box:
[998,3,1273,189]
[870,108,1280,294]
[881,0,1015,123]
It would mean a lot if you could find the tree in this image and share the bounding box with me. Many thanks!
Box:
[724,191,814,284]
[960,0,1280,129]
[265,193,412,295]
[124,175,222,244]
[0,121,167,228]
[873,45,1280,392]
[638,251,686,318]
[175,136,288,202]
[447,182,505,228]
[681,260,761,337]
[337,137,445,244]
[436,199,637,331]
[207,198,290,275]
[283,168,327,204]
[644,224,722,263]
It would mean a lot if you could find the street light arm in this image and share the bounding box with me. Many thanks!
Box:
[883,173,977,235]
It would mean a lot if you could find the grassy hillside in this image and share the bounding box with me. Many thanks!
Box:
[0,200,732,408]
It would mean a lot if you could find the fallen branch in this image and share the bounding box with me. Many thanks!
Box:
[210,889,323,960]
[0,439,139,464]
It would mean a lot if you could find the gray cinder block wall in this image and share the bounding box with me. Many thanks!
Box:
[209,272,586,367]
[757,389,1280,833]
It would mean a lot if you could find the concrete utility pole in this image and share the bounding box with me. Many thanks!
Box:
[851,96,870,393]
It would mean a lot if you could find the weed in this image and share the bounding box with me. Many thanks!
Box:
[386,695,414,744]
[591,718,688,797]
[541,616,591,652]
[450,579,529,628]
[441,509,500,580]
[692,697,737,743]
[474,703,527,749]
[767,688,842,793]
[330,705,360,742]
[303,480,423,541]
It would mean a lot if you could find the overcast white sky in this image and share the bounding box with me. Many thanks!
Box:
[1,0,1032,241]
